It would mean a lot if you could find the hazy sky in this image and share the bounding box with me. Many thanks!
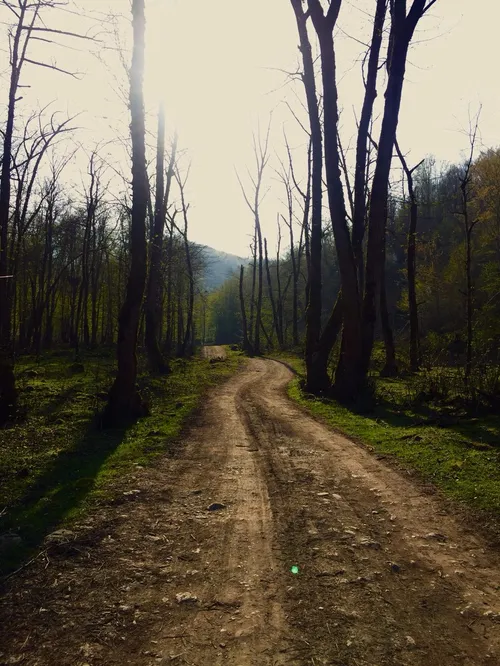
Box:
[1,0,499,256]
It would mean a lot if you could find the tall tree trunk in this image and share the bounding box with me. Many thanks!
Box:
[105,0,148,424]
[352,0,387,294]
[0,4,26,422]
[308,4,363,399]
[290,0,325,391]
[311,292,343,388]
[145,106,175,373]
[362,0,431,377]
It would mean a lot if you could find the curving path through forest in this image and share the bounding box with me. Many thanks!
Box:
[2,353,500,665]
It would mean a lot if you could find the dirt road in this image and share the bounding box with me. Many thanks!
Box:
[2,356,500,665]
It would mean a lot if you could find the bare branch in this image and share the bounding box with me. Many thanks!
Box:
[24,56,82,77]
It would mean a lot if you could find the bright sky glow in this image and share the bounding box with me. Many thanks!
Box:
[1,0,499,256]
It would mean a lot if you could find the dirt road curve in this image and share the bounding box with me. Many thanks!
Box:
[2,356,500,666]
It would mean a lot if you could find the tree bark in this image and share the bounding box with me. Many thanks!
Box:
[290,0,325,392]
[0,3,27,422]
[105,0,149,424]
[362,0,431,377]
[352,0,387,293]
[145,106,176,373]
[308,1,363,399]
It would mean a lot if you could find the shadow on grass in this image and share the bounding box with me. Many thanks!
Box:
[449,418,500,450]
[313,385,500,454]
[0,417,130,578]
[38,385,81,419]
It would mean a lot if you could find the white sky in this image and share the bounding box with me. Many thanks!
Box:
[1,0,499,256]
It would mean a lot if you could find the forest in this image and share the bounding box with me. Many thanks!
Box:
[2,1,500,664]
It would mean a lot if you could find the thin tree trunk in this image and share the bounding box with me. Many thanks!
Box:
[264,238,282,347]
[465,226,473,381]
[239,265,252,354]
[249,230,257,350]
[380,229,398,376]
[407,196,420,371]
[395,142,423,372]
[164,224,174,355]
[254,217,263,355]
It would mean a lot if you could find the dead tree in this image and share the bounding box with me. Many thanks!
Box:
[236,122,271,356]
[174,164,195,357]
[105,0,148,424]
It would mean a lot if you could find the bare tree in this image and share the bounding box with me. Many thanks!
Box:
[173,164,195,357]
[236,122,271,356]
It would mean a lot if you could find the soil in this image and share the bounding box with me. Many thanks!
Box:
[2,353,500,665]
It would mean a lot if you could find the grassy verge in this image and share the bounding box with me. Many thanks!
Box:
[0,348,243,575]
[271,352,500,519]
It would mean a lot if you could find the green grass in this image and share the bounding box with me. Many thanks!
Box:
[0,348,243,575]
[271,352,500,519]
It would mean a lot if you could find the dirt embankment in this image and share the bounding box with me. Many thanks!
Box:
[2,358,500,665]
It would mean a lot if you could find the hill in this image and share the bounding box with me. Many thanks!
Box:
[200,245,247,291]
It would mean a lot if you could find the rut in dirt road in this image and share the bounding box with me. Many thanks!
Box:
[2,356,500,666]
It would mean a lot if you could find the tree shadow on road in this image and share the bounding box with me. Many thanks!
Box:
[0,417,130,578]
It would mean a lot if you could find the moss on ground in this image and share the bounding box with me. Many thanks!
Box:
[0,348,243,575]
[271,353,500,517]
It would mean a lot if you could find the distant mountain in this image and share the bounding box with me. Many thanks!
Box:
[200,245,247,291]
